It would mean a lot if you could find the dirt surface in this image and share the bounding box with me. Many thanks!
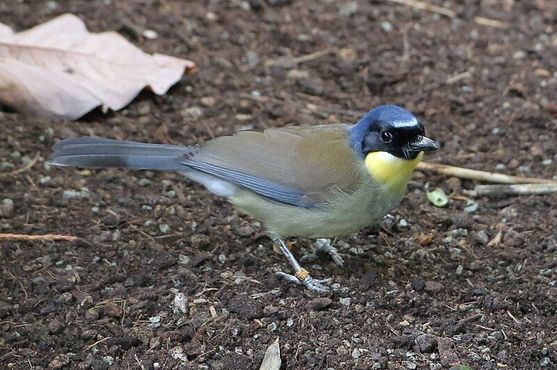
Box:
[1,1,557,369]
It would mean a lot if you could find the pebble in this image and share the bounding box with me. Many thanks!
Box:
[351,349,361,359]
[48,318,66,334]
[0,198,15,217]
[338,48,356,62]
[142,29,158,39]
[102,302,123,318]
[415,334,437,353]
[174,292,188,314]
[308,297,332,311]
[181,106,203,120]
[425,281,444,293]
[473,230,489,245]
[159,224,171,234]
[381,21,393,32]
[170,346,188,363]
[237,225,255,237]
[39,176,55,186]
[200,96,216,107]
[464,202,478,213]
[48,354,70,369]
[339,297,351,307]
[338,1,358,16]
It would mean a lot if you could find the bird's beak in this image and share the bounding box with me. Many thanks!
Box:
[404,135,439,159]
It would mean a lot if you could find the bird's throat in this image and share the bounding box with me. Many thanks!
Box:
[365,151,423,192]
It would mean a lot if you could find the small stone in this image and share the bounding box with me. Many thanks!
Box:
[403,361,417,370]
[399,219,409,227]
[267,322,278,331]
[425,281,443,293]
[170,346,188,362]
[82,329,97,340]
[415,334,438,353]
[446,177,461,192]
[472,230,489,245]
[190,234,211,249]
[39,176,55,186]
[62,190,82,200]
[237,225,255,237]
[381,21,393,32]
[338,1,358,16]
[149,316,161,327]
[181,106,203,120]
[339,297,351,307]
[48,318,65,334]
[338,48,356,62]
[0,198,14,217]
[138,178,152,186]
[142,29,158,39]
[49,354,70,369]
[200,96,216,107]
[308,297,332,311]
[174,292,188,314]
[102,302,123,318]
[352,349,361,359]
[159,224,171,234]
[410,276,425,292]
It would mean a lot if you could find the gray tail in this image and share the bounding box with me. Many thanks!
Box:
[50,137,192,171]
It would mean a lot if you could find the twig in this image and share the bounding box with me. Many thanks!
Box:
[265,48,333,67]
[473,183,557,196]
[474,16,508,29]
[387,0,507,28]
[417,162,557,185]
[446,71,472,84]
[0,233,78,242]
[0,152,40,178]
[386,0,455,17]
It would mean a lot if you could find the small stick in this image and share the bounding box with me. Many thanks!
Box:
[417,162,557,185]
[474,16,507,29]
[473,183,557,196]
[0,152,40,178]
[387,0,507,28]
[386,0,455,18]
[0,233,78,242]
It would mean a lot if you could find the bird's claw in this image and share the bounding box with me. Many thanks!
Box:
[300,239,344,267]
[275,271,331,294]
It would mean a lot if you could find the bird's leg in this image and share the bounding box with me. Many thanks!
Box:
[273,238,330,293]
[300,238,344,267]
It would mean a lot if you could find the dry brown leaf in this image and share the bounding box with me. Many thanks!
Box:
[0,14,195,119]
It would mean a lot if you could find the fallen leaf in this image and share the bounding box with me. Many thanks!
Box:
[0,14,195,119]
[259,338,281,370]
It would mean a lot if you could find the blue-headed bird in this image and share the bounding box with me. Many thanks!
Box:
[50,105,438,293]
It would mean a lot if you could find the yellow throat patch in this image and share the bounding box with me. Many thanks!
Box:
[365,151,423,192]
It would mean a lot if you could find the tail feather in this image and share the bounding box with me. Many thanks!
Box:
[50,137,192,171]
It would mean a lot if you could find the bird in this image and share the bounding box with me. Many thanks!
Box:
[49,104,439,293]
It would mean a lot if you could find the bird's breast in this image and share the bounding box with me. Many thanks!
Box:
[364,151,423,193]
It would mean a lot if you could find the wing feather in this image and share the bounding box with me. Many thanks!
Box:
[179,125,362,207]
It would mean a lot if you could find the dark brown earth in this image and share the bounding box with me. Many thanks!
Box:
[1,1,557,369]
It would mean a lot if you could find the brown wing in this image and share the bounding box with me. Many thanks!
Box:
[181,124,362,207]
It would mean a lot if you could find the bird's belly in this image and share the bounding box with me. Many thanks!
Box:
[230,181,404,239]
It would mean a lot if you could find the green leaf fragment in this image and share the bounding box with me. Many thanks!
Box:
[427,188,449,207]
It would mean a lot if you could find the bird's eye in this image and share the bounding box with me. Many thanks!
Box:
[380,130,393,143]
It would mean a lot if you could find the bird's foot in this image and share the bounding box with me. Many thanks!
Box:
[300,238,344,267]
[276,269,331,294]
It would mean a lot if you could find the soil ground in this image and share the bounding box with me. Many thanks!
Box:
[1,1,557,369]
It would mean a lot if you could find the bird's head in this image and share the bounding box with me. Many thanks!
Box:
[349,105,439,190]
